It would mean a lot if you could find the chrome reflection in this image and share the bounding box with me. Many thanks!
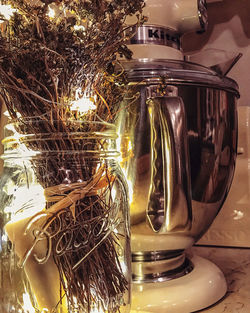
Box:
[117,67,238,282]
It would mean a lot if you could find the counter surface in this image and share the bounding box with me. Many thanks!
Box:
[192,246,250,313]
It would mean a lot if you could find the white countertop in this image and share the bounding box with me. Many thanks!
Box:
[191,246,250,313]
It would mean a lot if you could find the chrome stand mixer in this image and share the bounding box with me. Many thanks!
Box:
[117,0,239,312]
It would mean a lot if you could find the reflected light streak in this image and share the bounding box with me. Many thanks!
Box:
[115,134,134,205]
[233,209,244,220]
[126,178,134,207]
[5,185,45,218]
[23,293,36,313]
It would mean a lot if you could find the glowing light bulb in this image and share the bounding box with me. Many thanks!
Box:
[23,293,36,313]
[71,89,97,114]
[74,24,85,32]
[5,184,46,217]
[71,97,96,113]
[47,6,55,18]
[0,4,16,22]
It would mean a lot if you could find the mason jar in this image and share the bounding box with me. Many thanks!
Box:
[0,119,131,313]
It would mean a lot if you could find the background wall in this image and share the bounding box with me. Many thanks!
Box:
[183,0,250,247]
[183,0,250,107]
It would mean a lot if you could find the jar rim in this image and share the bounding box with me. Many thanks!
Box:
[2,130,118,143]
[3,119,118,142]
[1,149,120,160]
[5,119,116,131]
[2,119,119,159]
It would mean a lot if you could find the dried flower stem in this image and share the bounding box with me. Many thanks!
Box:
[0,0,145,311]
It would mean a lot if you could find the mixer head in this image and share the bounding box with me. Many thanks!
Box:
[126,0,208,59]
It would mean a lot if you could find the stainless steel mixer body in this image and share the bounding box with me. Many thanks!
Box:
[117,59,239,283]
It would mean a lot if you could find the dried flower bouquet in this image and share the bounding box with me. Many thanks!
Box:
[0,0,145,312]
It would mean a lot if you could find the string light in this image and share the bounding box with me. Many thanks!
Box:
[0,4,16,22]
[71,97,96,113]
[70,89,97,113]
[47,6,56,18]
[74,25,86,32]
[22,293,36,313]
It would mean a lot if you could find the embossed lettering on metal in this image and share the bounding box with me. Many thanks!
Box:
[129,25,181,50]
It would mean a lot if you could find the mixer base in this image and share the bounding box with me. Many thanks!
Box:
[131,254,227,313]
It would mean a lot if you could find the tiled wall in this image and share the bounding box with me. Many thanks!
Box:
[183,0,250,247]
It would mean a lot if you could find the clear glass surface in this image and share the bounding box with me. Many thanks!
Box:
[0,121,131,313]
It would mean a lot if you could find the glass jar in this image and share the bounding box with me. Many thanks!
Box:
[0,119,131,313]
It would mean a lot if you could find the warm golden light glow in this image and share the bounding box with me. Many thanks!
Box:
[71,97,96,113]
[47,6,55,18]
[126,179,134,206]
[74,24,85,32]
[4,185,45,217]
[115,134,134,206]
[0,4,16,22]
[3,122,41,157]
[22,293,36,313]
[70,90,97,114]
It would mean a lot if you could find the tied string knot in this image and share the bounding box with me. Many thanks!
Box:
[20,166,116,269]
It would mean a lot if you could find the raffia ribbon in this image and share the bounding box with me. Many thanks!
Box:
[43,166,114,219]
[19,166,114,267]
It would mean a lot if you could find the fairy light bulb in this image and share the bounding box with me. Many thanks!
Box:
[0,4,16,22]
[71,96,96,113]
[70,89,97,114]
[74,24,85,32]
[22,293,36,313]
[47,6,55,18]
